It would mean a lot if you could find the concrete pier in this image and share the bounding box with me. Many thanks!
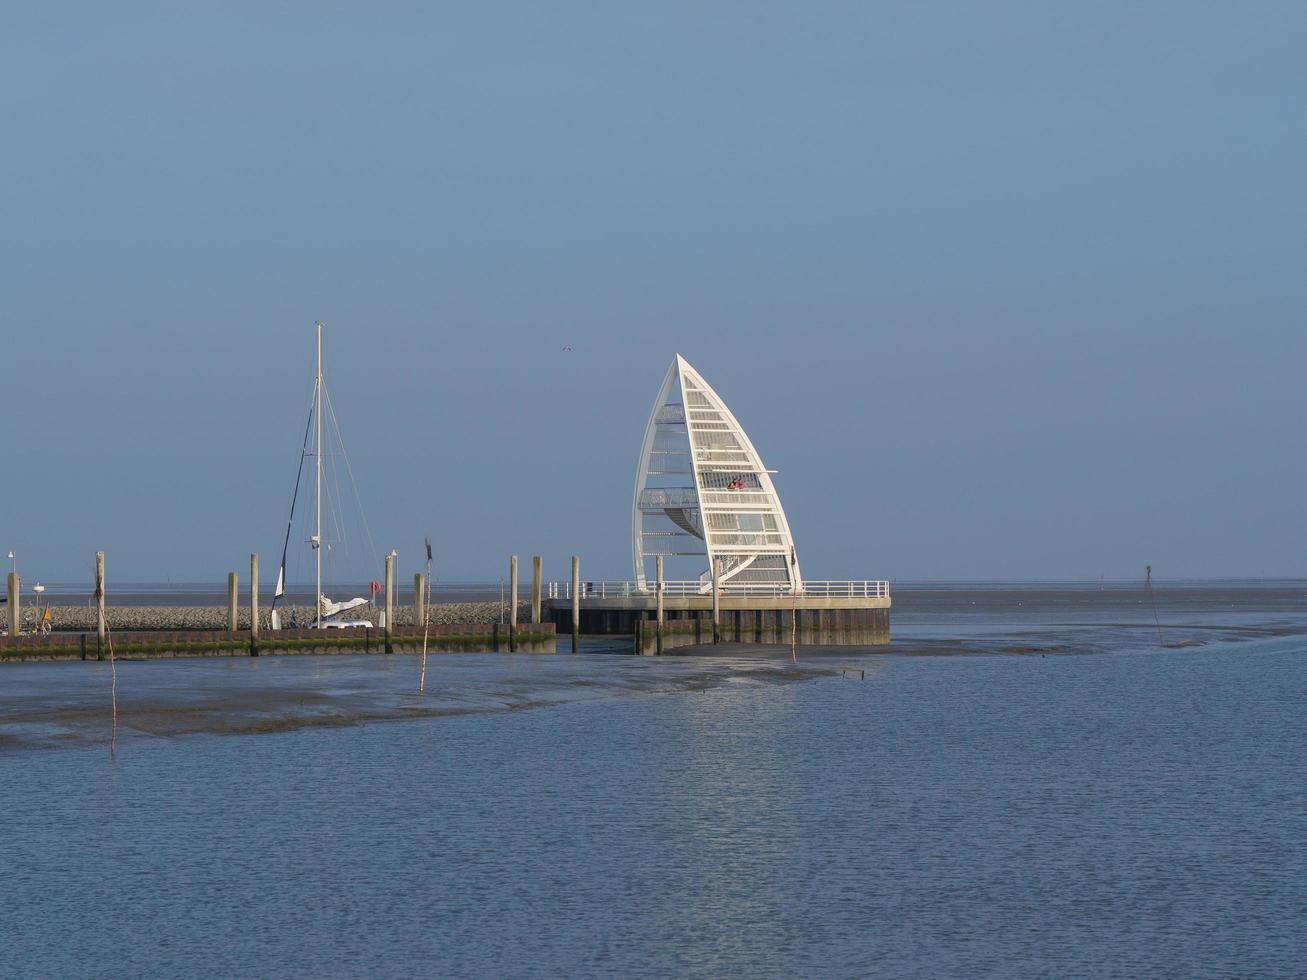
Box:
[633,606,889,654]
[547,584,890,653]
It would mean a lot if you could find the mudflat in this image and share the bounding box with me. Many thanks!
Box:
[3,582,1303,751]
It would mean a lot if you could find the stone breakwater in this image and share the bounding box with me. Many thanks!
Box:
[42,602,506,632]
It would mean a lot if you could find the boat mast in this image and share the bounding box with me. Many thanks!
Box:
[315,322,323,627]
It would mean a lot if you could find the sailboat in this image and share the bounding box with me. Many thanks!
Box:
[270,323,376,630]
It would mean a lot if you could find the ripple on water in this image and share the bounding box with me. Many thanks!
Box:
[1,623,1305,976]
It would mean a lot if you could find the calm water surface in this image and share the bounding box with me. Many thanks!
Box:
[2,587,1305,977]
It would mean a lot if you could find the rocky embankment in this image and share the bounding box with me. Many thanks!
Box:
[44,602,506,632]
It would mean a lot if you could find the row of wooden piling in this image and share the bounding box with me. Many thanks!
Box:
[7,553,109,649]
[507,552,672,654]
[8,551,562,657]
[10,549,672,658]
[6,571,16,638]
[4,552,404,656]
[219,553,416,654]
[509,553,573,652]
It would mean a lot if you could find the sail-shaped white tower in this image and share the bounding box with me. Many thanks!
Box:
[632,355,802,593]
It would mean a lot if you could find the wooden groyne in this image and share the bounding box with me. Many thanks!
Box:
[0,624,555,663]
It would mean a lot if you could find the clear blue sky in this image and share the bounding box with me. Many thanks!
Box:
[3,2,1304,584]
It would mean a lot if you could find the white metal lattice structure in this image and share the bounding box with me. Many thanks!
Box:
[632,355,803,593]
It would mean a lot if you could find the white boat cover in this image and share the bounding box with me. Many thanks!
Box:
[319,595,369,618]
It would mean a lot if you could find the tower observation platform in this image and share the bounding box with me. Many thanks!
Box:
[547,355,890,652]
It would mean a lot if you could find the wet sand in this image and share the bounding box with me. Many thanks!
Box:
[669,582,1307,658]
[0,649,843,750]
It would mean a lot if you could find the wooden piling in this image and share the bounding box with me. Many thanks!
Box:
[655,555,664,655]
[384,553,394,653]
[227,572,238,633]
[509,555,518,651]
[6,571,18,638]
[711,556,720,644]
[414,571,426,628]
[570,555,580,653]
[250,554,260,655]
[531,555,542,625]
[95,552,106,657]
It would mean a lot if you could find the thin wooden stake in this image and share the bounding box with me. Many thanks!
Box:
[655,555,664,656]
[1145,564,1163,645]
[571,555,580,654]
[420,537,433,693]
[791,605,797,663]
[711,556,720,645]
[108,624,117,754]
[96,552,117,753]
[790,546,798,663]
[509,555,518,652]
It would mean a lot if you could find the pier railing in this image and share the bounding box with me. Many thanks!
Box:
[547,581,890,600]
